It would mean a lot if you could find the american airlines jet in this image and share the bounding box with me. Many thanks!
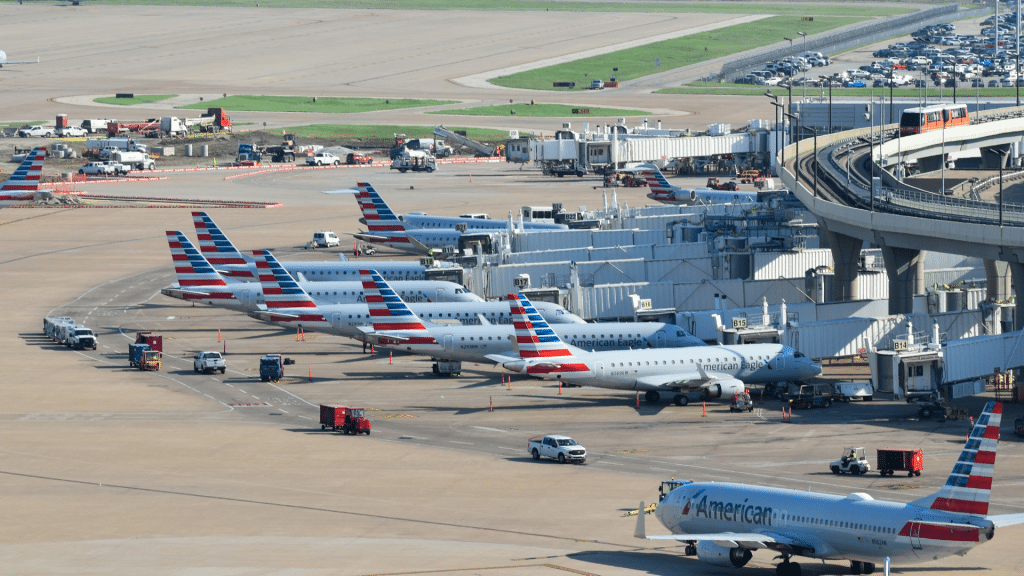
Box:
[636,401,1024,576]
[638,164,759,206]
[331,182,565,255]
[245,250,584,340]
[189,211,454,281]
[354,269,705,366]
[488,293,820,405]
[0,147,49,206]
[160,231,481,312]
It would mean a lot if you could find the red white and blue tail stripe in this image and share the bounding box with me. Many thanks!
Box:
[925,401,1001,516]
[355,183,410,244]
[167,231,229,288]
[0,146,46,200]
[638,164,675,200]
[359,269,433,341]
[192,212,253,272]
[507,294,589,375]
[252,250,316,310]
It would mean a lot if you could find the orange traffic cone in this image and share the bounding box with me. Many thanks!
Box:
[489,396,493,412]
[308,366,312,381]
[702,401,707,417]
[558,381,562,395]
[389,351,393,364]
[217,328,221,343]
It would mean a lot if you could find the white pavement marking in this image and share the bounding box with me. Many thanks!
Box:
[498,447,518,451]
[450,441,474,445]
[166,316,175,320]
[472,426,510,433]
[651,468,675,472]
[596,461,624,466]
[280,410,288,414]
[298,416,311,420]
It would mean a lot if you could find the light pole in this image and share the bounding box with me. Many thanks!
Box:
[941,108,948,196]
[766,91,781,176]
[986,148,1007,227]
[800,125,818,198]
[798,32,807,100]
[820,76,833,134]
[783,110,800,188]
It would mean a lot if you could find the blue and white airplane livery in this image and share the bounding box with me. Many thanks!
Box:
[636,401,1024,576]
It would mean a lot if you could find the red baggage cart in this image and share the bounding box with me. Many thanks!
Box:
[877,448,923,477]
[319,404,372,435]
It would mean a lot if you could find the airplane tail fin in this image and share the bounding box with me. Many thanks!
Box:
[192,212,252,267]
[508,293,575,359]
[252,249,316,309]
[359,269,430,333]
[166,231,228,288]
[0,147,46,197]
[910,401,1001,516]
[636,163,675,196]
[356,182,406,230]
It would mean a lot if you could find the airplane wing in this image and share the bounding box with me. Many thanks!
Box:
[485,353,519,364]
[357,329,412,346]
[634,369,736,390]
[350,231,391,242]
[247,310,300,322]
[989,514,1024,527]
[405,234,449,258]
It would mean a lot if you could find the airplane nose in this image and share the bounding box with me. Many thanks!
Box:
[811,361,823,376]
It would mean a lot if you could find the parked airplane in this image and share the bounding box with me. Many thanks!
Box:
[488,293,819,405]
[245,250,585,341]
[0,50,39,68]
[638,164,759,206]
[355,269,704,370]
[160,231,481,312]
[330,182,565,255]
[189,211,455,281]
[636,401,1024,576]
[0,147,50,206]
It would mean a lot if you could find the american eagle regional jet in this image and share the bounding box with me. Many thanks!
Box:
[636,401,1024,576]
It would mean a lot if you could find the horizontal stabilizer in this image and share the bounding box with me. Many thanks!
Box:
[485,353,519,365]
[160,287,211,299]
[989,513,1024,528]
[321,188,361,195]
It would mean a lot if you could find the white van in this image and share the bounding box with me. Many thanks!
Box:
[312,231,340,248]
[590,79,605,90]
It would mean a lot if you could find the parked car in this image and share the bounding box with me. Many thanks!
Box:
[78,162,117,176]
[18,125,54,138]
[306,152,341,166]
[346,152,373,165]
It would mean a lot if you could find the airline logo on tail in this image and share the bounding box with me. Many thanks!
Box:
[637,164,674,197]
[0,146,46,201]
[355,183,410,244]
[360,269,436,344]
[508,293,588,374]
[192,212,251,270]
[252,250,317,310]
[927,402,1001,516]
[167,231,228,288]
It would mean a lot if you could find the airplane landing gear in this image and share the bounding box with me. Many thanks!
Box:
[645,390,660,403]
[775,557,801,576]
[850,560,877,575]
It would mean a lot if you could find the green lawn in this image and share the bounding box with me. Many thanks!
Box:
[180,96,457,113]
[277,124,519,140]
[430,103,649,117]
[490,15,866,91]
[93,94,177,106]
[87,1,913,17]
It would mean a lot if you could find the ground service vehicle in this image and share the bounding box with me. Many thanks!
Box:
[307,152,341,166]
[834,381,873,401]
[260,354,283,382]
[900,103,970,135]
[346,152,373,164]
[830,447,871,475]
[81,119,115,134]
[730,390,754,412]
[44,317,75,340]
[78,162,117,176]
[311,231,340,248]
[590,79,605,89]
[706,177,739,191]
[877,448,923,476]
[109,150,155,170]
[193,351,226,374]
[319,404,372,435]
[67,327,97,350]
[139,349,161,371]
[405,138,452,158]
[128,343,150,368]
[18,125,54,138]
[390,150,436,172]
[433,125,505,158]
[528,435,587,464]
[788,383,836,409]
[135,331,163,351]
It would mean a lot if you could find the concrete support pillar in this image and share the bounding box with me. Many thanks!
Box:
[984,259,1012,301]
[980,144,1013,169]
[881,245,925,315]
[1011,262,1024,330]
[823,229,863,302]
[917,154,943,173]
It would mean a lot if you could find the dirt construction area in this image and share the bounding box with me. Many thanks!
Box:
[1,3,1022,576]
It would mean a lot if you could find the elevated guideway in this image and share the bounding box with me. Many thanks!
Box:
[779,105,1024,327]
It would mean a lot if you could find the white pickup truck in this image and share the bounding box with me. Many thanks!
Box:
[193,351,226,374]
[528,435,587,464]
[306,152,341,166]
[66,326,98,350]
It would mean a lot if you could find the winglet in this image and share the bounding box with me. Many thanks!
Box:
[634,501,647,539]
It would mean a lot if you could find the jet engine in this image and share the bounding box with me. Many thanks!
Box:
[695,541,752,568]
[702,378,745,399]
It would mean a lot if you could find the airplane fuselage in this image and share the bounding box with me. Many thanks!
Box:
[658,482,994,565]
[212,260,448,281]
